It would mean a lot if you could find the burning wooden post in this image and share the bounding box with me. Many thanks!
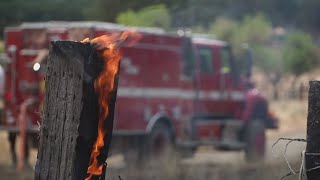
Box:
[34,32,136,180]
[305,80,320,179]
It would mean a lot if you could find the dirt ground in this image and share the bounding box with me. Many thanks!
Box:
[0,99,308,180]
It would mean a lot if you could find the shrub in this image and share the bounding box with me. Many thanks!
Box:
[283,31,319,76]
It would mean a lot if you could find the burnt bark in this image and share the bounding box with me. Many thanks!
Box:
[306,80,320,179]
[35,41,115,180]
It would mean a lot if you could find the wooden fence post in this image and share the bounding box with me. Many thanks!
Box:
[34,41,114,180]
[305,80,320,179]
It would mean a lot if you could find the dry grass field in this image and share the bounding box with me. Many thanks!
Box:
[0,98,308,180]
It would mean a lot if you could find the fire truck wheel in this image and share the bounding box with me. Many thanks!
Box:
[123,122,176,167]
[143,122,179,166]
[149,122,174,156]
[244,120,266,162]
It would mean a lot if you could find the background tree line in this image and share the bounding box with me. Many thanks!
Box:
[1,0,320,33]
[0,0,320,90]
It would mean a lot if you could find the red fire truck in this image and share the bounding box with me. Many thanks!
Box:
[2,22,278,165]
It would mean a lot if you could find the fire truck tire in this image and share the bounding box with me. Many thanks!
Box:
[244,120,266,162]
[147,122,174,157]
[123,122,176,167]
[141,122,178,167]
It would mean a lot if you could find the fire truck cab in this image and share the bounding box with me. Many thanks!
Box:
[1,22,278,165]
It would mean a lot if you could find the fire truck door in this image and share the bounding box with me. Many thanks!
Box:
[218,46,241,116]
[195,46,225,116]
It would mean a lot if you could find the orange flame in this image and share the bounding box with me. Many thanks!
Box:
[82,31,141,180]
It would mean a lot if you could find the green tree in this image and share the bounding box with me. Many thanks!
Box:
[0,0,88,36]
[208,17,237,42]
[204,14,272,47]
[116,4,171,29]
[191,25,206,34]
[253,46,283,74]
[231,14,272,48]
[84,0,179,22]
[283,31,319,76]
[209,15,281,99]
